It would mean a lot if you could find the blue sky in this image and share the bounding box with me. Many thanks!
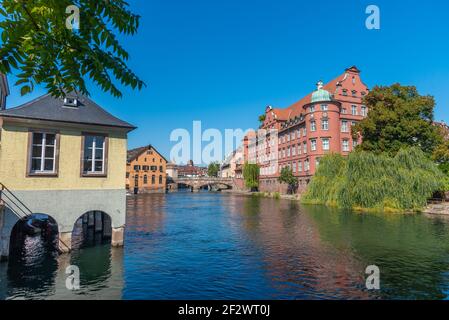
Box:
[5,0,449,163]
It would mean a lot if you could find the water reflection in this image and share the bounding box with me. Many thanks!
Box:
[1,192,449,299]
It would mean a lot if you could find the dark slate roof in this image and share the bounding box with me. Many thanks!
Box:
[127,145,168,163]
[0,93,136,130]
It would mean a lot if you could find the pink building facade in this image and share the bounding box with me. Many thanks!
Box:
[247,66,369,193]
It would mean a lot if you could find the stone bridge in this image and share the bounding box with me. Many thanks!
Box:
[171,177,236,192]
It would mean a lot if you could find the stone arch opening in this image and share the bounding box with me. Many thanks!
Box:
[71,211,112,250]
[9,213,60,259]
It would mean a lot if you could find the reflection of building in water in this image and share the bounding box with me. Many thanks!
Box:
[234,197,370,299]
[51,246,124,300]
[126,194,167,234]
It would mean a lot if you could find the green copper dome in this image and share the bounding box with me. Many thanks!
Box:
[311,81,333,103]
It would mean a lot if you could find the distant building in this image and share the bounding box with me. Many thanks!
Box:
[0,73,9,110]
[176,160,207,177]
[435,121,449,141]
[126,145,167,194]
[0,91,135,259]
[244,66,369,194]
[221,146,244,178]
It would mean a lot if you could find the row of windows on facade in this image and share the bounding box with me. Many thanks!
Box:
[270,103,366,125]
[341,89,366,97]
[279,139,355,158]
[306,104,366,115]
[30,132,106,175]
[261,178,310,185]
[132,165,164,172]
[251,118,355,153]
[259,157,320,175]
[280,158,318,173]
[278,119,359,144]
[140,155,163,163]
[249,138,357,163]
[133,174,164,185]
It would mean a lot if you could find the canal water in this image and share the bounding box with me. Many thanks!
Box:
[1,192,449,300]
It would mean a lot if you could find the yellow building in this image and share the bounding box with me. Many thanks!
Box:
[126,145,167,193]
[0,91,135,260]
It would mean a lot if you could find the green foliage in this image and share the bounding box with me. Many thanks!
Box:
[302,148,445,211]
[278,167,298,194]
[258,114,266,123]
[243,163,259,191]
[207,162,220,177]
[354,84,442,157]
[0,0,145,98]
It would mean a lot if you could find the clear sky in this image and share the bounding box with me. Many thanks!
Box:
[5,0,449,163]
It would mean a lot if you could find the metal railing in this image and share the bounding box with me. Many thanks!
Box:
[0,182,71,253]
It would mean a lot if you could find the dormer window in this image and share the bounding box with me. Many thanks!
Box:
[342,89,348,96]
[63,97,78,107]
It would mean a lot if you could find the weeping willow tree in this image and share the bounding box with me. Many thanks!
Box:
[302,148,445,212]
[243,163,260,191]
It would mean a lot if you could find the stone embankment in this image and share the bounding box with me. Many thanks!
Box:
[424,201,449,215]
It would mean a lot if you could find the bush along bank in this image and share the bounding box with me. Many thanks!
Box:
[301,148,446,213]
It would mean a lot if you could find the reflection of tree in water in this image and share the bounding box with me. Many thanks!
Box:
[69,245,112,288]
[304,206,449,299]
[239,197,371,299]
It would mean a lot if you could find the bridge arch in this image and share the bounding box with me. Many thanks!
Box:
[172,177,236,192]
[71,211,113,250]
[8,212,61,258]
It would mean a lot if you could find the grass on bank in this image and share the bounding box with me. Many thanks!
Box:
[301,148,445,212]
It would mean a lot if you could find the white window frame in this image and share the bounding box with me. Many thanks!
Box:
[321,119,329,130]
[342,140,349,152]
[322,138,330,151]
[311,139,317,151]
[83,135,106,174]
[30,132,57,174]
[341,120,348,133]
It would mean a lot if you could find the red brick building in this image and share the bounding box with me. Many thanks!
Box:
[247,66,369,193]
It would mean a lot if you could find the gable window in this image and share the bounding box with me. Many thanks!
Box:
[82,134,108,176]
[29,132,59,175]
